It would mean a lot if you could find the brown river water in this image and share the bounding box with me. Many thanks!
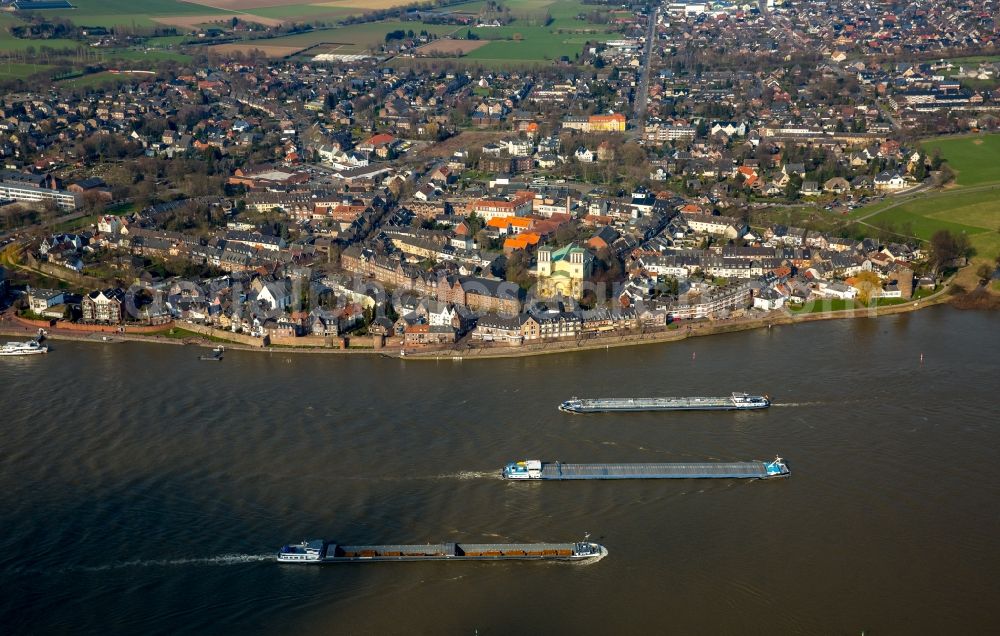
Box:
[1,305,998,635]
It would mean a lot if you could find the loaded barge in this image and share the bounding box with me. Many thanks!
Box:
[277,539,606,564]
[502,457,789,480]
[558,392,769,413]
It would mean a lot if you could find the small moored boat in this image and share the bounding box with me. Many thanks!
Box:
[199,346,225,361]
[0,340,48,356]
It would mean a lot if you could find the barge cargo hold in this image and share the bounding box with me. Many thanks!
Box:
[502,457,789,480]
[277,540,606,564]
[558,392,769,413]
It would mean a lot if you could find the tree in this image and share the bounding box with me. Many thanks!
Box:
[976,263,993,283]
[554,222,581,246]
[913,153,927,181]
[465,212,484,236]
[929,229,971,272]
[852,270,882,304]
[505,250,533,288]
[784,174,803,200]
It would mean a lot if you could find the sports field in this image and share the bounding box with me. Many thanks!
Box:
[921,134,1000,187]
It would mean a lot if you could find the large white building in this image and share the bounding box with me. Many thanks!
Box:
[0,181,80,211]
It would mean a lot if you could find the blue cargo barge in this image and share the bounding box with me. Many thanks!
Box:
[502,457,789,480]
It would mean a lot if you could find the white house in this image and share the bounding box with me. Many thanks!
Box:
[256,280,292,310]
[816,280,858,300]
[574,147,595,163]
[28,288,64,314]
[753,288,785,311]
[874,171,908,191]
[504,138,534,156]
[710,121,746,137]
[419,299,457,327]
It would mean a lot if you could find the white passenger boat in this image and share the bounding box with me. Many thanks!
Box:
[0,340,48,356]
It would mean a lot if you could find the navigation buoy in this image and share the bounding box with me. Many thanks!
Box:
[920,353,924,363]
[692,352,696,360]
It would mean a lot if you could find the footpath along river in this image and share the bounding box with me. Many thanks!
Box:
[1,305,998,635]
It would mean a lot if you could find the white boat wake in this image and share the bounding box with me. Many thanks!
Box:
[771,401,825,407]
[78,553,275,571]
[429,471,502,481]
[16,554,273,575]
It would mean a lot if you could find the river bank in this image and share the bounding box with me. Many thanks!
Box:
[0,280,957,360]
[404,290,953,360]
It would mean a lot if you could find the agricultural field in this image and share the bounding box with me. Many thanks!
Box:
[462,1,620,63]
[0,37,83,52]
[254,21,460,53]
[0,62,53,80]
[209,42,307,57]
[58,70,145,88]
[414,38,489,56]
[464,31,612,62]
[921,134,1000,187]
[152,13,283,28]
[223,3,356,21]
[64,0,223,28]
[107,48,192,63]
[185,0,434,23]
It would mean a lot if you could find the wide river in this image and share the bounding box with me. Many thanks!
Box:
[2,306,998,635]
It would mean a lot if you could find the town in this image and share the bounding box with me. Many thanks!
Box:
[0,0,997,354]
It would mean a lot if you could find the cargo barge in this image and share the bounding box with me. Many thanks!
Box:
[502,457,789,480]
[558,392,769,413]
[277,539,607,564]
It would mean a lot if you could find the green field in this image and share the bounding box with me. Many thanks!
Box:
[856,188,1000,259]
[59,71,147,88]
[462,1,618,62]
[241,4,358,21]
[845,134,1000,260]
[262,21,461,52]
[0,62,53,79]
[63,0,224,28]
[144,35,191,47]
[941,58,1000,92]
[0,34,82,52]
[922,134,1000,187]
[109,48,190,63]
[944,55,1000,66]
[465,31,614,61]
[789,299,859,313]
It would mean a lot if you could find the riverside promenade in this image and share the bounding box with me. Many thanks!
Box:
[0,281,954,360]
